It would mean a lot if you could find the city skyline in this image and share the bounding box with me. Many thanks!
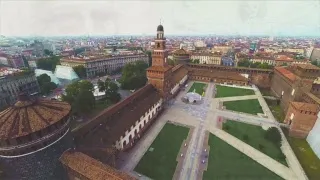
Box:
[0,1,320,37]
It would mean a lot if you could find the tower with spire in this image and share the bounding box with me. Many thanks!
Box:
[147,24,172,101]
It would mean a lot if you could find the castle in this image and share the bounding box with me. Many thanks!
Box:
[0,24,319,179]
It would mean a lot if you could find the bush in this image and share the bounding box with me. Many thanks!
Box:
[265,127,282,147]
[242,134,249,142]
[278,152,286,161]
[224,125,230,131]
[258,144,265,151]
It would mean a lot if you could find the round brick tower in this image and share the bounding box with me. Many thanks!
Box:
[173,48,190,64]
[0,94,72,180]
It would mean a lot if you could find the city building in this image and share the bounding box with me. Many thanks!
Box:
[190,52,222,65]
[172,48,190,65]
[310,47,320,63]
[212,45,232,54]
[221,56,235,66]
[0,94,72,179]
[284,102,319,138]
[194,40,206,48]
[0,68,40,110]
[271,64,320,138]
[60,54,148,77]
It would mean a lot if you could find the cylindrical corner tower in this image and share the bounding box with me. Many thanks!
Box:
[0,94,72,180]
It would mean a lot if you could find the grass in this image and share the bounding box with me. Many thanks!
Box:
[203,134,283,180]
[223,121,287,166]
[188,82,207,96]
[223,99,264,115]
[282,128,320,180]
[134,123,189,180]
[269,104,285,122]
[215,85,255,98]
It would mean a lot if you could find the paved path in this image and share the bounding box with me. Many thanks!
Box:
[119,82,307,180]
[209,127,298,180]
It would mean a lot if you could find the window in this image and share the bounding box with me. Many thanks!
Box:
[290,113,294,120]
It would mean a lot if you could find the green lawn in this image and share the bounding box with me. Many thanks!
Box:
[134,123,189,180]
[269,104,285,122]
[203,134,283,180]
[282,129,320,180]
[223,99,264,115]
[215,85,255,98]
[223,121,287,166]
[188,82,207,96]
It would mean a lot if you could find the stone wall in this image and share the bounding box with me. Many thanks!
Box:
[0,134,72,180]
[250,73,272,88]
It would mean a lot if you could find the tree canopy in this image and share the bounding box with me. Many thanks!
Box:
[168,58,176,66]
[120,61,148,90]
[62,80,95,115]
[265,127,282,147]
[191,59,200,64]
[37,74,57,95]
[73,65,86,78]
[97,78,121,103]
[74,47,86,55]
[36,55,61,71]
[44,49,53,56]
[238,59,273,69]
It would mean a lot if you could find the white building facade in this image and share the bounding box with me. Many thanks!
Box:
[307,112,320,158]
[115,98,163,150]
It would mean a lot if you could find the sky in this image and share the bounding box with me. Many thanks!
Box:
[0,0,320,36]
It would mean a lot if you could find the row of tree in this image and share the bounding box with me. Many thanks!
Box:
[36,55,61,72]
[238,59,274,69]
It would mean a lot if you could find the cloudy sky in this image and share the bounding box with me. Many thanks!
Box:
[0,0,320,36]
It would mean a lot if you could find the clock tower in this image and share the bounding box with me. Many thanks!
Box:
[147,24,172,101]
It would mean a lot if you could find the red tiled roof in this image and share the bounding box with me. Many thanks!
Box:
[291,102,320,113]
[60,151,136,180]
[275,67,296,82]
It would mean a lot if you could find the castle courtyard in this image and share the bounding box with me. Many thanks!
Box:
[119,82,308,180]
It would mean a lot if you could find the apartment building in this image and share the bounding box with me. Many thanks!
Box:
[60,54,148,77]
[191,53,222,65]
[0,68,40,110]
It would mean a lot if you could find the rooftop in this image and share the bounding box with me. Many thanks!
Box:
[173,48,189,56]
[0,96,71,140]
[275,67,296,82]
[60,151,136,180]
[275,55,293,62]
[295,64,320,70]
[291,102,320,113]
[189,68,248,82]
[74,84,161,145]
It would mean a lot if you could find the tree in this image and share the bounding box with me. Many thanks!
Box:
[191,59,200,64]
[120,61,148,90]
[74,47,85,55]
[106,81,121,103]
[73,65,86,78]
[36,56,61,71]
[73,90,95,113]
[44,49,53,56]
[168,58,176,66]
[265,127,282,147]
[62,80,95,114]
[97,79,106,92]
[250,62,261,68]
[311,60,319,66]
[258,63,273,69]
[238,59,251,67]
[37,74,57,95]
